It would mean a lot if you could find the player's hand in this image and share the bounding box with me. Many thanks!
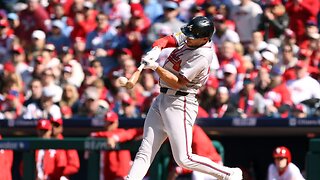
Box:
[142,58,159,71]
[143,46,161,61]
[106,137,117,149]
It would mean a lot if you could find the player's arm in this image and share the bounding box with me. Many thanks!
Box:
[155,66,189,89]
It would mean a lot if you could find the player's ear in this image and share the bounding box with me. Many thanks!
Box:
[202,37,209,42]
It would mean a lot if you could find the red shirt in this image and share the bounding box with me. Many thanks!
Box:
[35,149,67,180]
[57,134,80,177]
[285,0,319,44]
[18,7,50,42]
[0,149,13,180]
[91,128,143,180]
[192,125,222,164]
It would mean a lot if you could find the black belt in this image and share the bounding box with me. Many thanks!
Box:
[160,87,189,96]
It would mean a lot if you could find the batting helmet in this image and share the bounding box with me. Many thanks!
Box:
[181,16,215,39]
[273,146,292,163]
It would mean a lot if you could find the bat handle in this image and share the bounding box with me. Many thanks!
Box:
[137,63,146,71]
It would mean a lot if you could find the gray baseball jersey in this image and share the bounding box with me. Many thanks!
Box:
[159,32,213,94]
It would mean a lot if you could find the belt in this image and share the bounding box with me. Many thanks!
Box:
[160,87,189,96]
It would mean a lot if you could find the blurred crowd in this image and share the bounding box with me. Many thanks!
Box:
[0,0,319,122]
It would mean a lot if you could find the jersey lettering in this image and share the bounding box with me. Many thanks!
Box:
[168,50,182,71]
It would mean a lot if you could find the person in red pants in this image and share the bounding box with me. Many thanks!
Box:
[51,117,80,179]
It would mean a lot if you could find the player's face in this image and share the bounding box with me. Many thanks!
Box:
[186,37,208,47]
[274,157,288,170]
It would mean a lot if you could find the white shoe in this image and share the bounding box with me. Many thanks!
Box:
[225,168,243,180]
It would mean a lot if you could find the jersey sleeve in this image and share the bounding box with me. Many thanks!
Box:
[63,150,80,176]
[152,35,178,49]
[180,54,208,82]
[172,32,187,46]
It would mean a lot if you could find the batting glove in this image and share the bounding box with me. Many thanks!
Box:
[143,46,162,61]
[142,58,159,71]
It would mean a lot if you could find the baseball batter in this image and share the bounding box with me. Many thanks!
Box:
[126,16,242,180]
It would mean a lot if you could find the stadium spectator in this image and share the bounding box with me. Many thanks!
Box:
[49,3,73,37]
[147,0,185,45]
[208,86,240,118]
[260,49,277,70]
[35,119,67,180]
[10,45,32,87]
[285,0,319,45]
[29,30,46,60]
[286,61,320,105]
[244,31,268,68]
[85,12,121,74]
[230,0,262,49]
[279,44,298,81]
[18,0,50,45]
[24,78,43,106]
[0,18,14,63]
[60,46,84,87]
[220,63,243,95]
[90,111,143,180]
[212,14,240,49]
[85,12,119,51]
[0,62,24,102]
[59,83,80,116]
[92,79,108,100]
[255,67,271,96]
[299,21,319,50]
[125,3,152,62]
[167,125,223,180]
[77,86,109,121]
[82,1,98,32]
[0,135,13,180]
[41,68,63,103]
[23,86,62,120]
[267,146,305,180]
[258,0,289,44]
[117,92,140,118]
[282,29,300,56]
[218,41,246,76]
[234,74,260,118]
[7,13,23,40]
[100,0,131,27]
[46,0,73,19]
[142,0,164,23]
[73,36,90,67]
[199,75,219,113]
[47,20,71,54]
[264,66,292,117]
[90,60,104,78]
[69,11,89,42]
[50,117,80,179]
[0,89,23,120]
[79,67,99,96]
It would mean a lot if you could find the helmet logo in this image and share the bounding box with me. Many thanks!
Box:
[187,24,193,32]
[202,21,210,27]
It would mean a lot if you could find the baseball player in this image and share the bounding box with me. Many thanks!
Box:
[268,146,305,180]
[126,16,242,180]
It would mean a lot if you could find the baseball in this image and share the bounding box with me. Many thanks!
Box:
[117,76,128,86]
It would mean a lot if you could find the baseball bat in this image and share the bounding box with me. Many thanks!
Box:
[125,63,145,89]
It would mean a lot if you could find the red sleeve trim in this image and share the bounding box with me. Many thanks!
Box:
[152,35,178,49]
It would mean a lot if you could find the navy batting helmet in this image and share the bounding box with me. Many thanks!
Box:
[181,16,215,39]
